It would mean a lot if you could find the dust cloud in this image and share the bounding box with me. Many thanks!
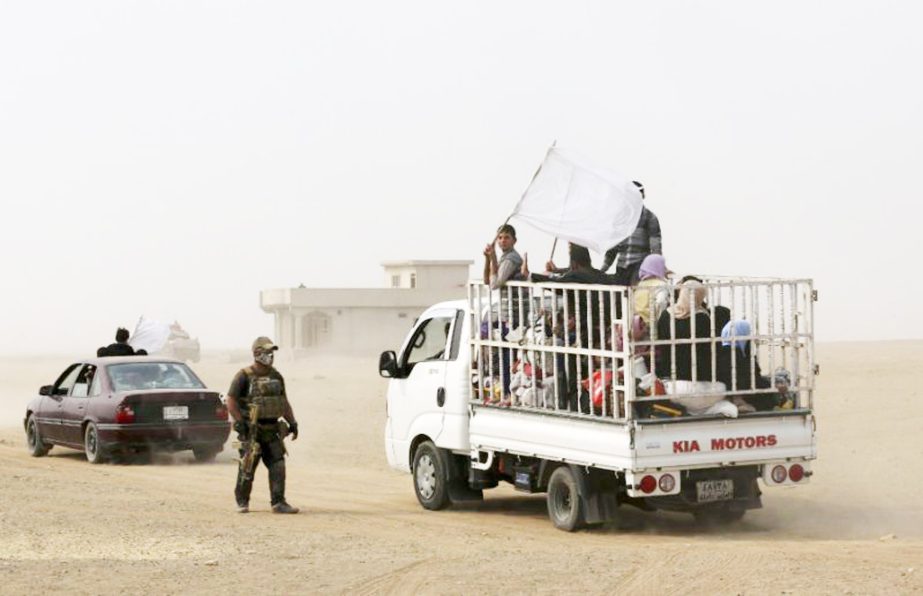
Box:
[0,345,921,593]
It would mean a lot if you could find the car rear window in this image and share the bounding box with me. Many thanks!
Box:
[107,363,205,392]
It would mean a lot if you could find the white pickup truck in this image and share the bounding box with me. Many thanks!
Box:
[380,276,817,530]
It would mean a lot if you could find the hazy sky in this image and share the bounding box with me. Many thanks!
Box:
[2,1,920,354]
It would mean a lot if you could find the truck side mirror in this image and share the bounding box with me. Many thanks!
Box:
[379,351,399,378]
[39,385,54,396]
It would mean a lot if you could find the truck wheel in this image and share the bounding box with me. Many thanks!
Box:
[412,441,450,510]
[26,414,50,457]
[547,466,583,531]
[84,422,108,464]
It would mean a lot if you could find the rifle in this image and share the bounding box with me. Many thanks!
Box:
[236,404,261,486]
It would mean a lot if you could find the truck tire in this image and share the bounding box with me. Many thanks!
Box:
[26,414,50,457]
[547,466,583,531]
[412,441,450,510]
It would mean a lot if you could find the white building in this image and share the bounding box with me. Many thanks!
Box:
[260,260,473,356]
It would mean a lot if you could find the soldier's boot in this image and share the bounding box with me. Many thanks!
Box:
[272,502,299,514]
[268,459,298,513]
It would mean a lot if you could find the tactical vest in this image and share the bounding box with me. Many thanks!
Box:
[242,367,287,420]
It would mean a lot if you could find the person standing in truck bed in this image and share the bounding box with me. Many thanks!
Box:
[600,181,662,286]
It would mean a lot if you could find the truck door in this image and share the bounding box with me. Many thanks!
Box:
[387,310,455,469]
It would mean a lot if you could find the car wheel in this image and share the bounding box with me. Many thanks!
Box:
[412,441,450,510]
[192,445,221,463]
[26,414,49,457]
[547,466,583,532]
[84,422,108,464]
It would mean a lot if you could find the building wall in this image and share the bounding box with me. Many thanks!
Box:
[382,264,470,290]
[273,307,419,355]
[414,266,470,291]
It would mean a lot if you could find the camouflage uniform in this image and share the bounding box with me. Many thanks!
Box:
[228,365,290,508]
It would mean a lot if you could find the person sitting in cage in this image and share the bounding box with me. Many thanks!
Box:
[654,281,736,417]
[716,319,782,412]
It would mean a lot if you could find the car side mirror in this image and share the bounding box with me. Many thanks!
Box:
[379,351,400,378]
[39,385,54,396]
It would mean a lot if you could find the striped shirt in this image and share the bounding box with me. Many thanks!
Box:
[601,206,662,272]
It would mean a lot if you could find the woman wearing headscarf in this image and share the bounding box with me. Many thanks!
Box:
[717,320,777,411]
[654,281,714,382]
[631,254,672,361]
[653,281,736,417]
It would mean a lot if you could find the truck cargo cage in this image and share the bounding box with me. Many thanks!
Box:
[467,276,815,423]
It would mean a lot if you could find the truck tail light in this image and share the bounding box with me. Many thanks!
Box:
[215,403,228,420]
[115,404,135,424]
[771,465,787,483]
[658,473,676,493]
[639,475,657,494]
[789,464,804,482]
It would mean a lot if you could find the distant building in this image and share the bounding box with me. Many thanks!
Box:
[260,260,473,356]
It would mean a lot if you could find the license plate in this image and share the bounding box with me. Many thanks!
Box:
[696,479,734,503]
[163,406,189,421]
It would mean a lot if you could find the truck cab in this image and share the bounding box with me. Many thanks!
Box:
[381,302,470,472]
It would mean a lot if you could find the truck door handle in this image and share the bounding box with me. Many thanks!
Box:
[436,387,445,408]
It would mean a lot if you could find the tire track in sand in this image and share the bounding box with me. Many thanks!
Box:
[347,557,433,595]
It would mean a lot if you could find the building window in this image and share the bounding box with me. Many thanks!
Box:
[409,273,416,289]
[391,275,400,288]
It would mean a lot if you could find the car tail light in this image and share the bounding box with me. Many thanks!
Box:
[789,464,805,482]
[639,475,657,494]
[215,403,228,420]
[658,473,676,493]
[771,465,787,483]
[115,404,135,424]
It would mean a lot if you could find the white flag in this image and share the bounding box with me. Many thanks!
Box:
[511,147,643,254]
[129,316,171,354]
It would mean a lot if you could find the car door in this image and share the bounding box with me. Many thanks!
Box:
[387,310,455,468]
[41,364,82,443]
[60,365,96,445]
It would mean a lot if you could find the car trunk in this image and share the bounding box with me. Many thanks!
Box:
[121,390,222,424]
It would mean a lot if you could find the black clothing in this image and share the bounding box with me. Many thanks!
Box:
[530,267,622,347]
[229,365,291,506]
[612,261,643,286]
[716,345,778,411]
[235,424,287,506]
[654,311,717,382]
[711,305,732,338]
[531,268,621,413]
[101,342,134,357]
[529,268,612,286]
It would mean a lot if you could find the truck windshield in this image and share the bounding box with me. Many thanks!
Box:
[108,363,205,391]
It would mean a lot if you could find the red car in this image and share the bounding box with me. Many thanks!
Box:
[23,356,230,463]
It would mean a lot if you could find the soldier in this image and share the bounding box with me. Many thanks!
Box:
[226,337,300,514]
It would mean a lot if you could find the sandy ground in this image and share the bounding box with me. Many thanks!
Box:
[0,342,921,595]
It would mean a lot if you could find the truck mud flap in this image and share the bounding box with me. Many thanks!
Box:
[442,450,483,503]
[571,465,619,525]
